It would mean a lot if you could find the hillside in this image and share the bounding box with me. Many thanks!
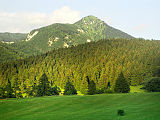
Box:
[0,33,27,43]
[0,42,26,62]
[0,16,134,63]
[0,93,160,120]
[3,15,133,59]
[75,15,133,41]
[0,38,160,95]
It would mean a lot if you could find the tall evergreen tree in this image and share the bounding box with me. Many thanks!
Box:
[63,81,77,95]
[87,80,96,95]
[114,72,130,93]
[37,73,50,96]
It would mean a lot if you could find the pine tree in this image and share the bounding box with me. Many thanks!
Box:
[114,72,130,93]
[87,80,96,95]
[37,73,50,96]
[63,81,77,95]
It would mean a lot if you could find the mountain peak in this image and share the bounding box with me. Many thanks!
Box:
[75,15,103,25]
[83,15,98,20]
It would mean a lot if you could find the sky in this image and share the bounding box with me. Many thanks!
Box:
[0,0,159,40]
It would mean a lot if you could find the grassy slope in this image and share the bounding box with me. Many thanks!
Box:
[0,93,160,120]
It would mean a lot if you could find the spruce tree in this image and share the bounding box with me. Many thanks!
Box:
[114,72,130,93]
[87,80,96,95]
[37,73,50,96]
[63,81,77,95]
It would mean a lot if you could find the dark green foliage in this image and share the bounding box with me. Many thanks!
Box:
[87,80,96,95]
[153,67,160,77]
[144,77,160,92]
[49,85,61,95]
[114,72,130,93]
[118,110,125,116]
[37,73,50,96]
[5,79,14,98]
[0,87,5,97]
[64,81,77,95]
[96,89,105,94]
[104,89,113,94]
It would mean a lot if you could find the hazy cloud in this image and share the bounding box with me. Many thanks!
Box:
[50,6,81,24]
[0,6,81,33]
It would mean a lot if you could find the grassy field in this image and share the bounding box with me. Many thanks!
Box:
[0,93,160,120]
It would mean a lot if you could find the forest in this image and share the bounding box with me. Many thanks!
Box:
[0,38,160,98]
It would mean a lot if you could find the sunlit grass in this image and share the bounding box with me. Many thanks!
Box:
[0,93,160,120]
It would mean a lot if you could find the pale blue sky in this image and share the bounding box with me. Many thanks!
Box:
[0,0,159,39]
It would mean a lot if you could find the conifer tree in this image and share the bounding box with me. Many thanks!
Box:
[114,72,130,93]
[37,73,50,96]
[63,81,77,95]
[87,80,96,95]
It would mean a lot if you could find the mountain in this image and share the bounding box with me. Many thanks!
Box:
[12,16,133,54]
[75,15,133,41]
[0,38,160,95]
[0,15,134,63]
[0,33,27,43]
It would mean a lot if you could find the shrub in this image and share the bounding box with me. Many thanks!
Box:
[50,85,61,95]
[96,89,104,94]
[144,77,160,92]
[117,110,125,116]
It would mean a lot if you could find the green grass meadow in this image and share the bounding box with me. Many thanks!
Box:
[0,93,160,120]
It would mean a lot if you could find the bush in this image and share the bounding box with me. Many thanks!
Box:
[118,110,125,116]
[50,85,61,95]
[96,89,104,94]
[144,77,160,92]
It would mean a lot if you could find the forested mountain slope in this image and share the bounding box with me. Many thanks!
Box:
[0,39,160,95]
[4,15,133,60]
[0,42,26,62]
[0,33,27,42]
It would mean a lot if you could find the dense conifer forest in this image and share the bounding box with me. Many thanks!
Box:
[0,38,160,97]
